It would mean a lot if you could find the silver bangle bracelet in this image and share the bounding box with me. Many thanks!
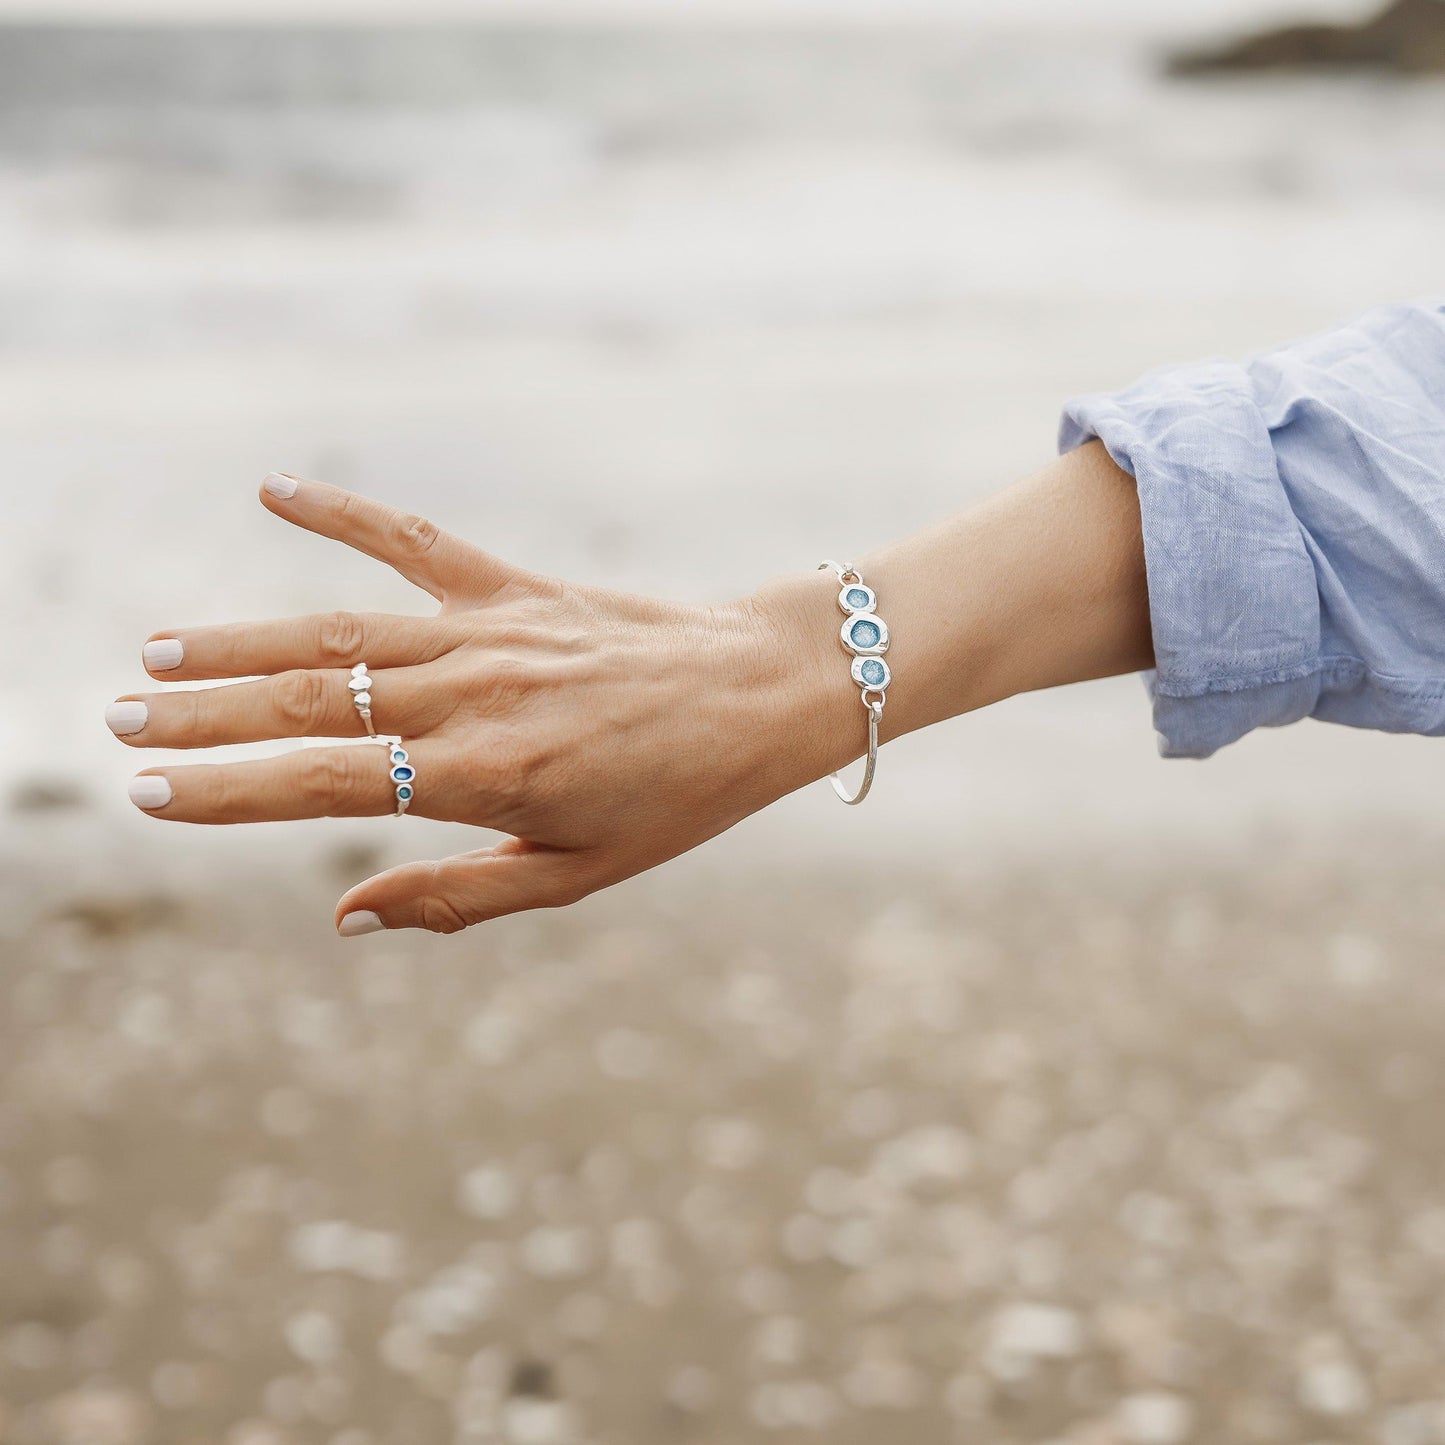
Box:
[818,559,891,806]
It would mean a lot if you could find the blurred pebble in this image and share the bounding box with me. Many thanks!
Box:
[869,1124,972,1188]
[1117,1391,1195,1444]
[289,1220,405,1280]
[117,991,173,1049]
[284,1309,343,1365]
[691,1115,764,1171]
[521,1226,594,1281]
[44,1385,151,1445]
[459,1163,518,1221]
[406,1261,502,1333]
[990,1303,1085,1364]
[1297,1359,1371,1417]
[1328,932,1390,991]
[465,1008,522,1066]
[500,1397,577,1445]
[228,1421,285,1445]
[751,1316,807,1368]
[750,1379,838,1431]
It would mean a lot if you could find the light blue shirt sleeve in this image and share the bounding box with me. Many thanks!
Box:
[1059,299,1445,758]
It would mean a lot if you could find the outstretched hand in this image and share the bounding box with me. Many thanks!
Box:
[106,474,853,936]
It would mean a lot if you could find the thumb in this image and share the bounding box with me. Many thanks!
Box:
[335,842,588,936]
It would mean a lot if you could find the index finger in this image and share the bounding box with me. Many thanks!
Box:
[260,473,515,601]
[142,610,456,681]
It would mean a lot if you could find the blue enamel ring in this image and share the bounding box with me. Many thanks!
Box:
[385,741,416,816]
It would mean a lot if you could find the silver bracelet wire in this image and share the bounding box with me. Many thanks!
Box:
[818,559,891,806]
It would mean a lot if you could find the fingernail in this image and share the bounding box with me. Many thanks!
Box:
[105,701,148,737]
[143,638,184,671]
[262,472,299,500]
[338,910,385,938]
[127,774,172,810]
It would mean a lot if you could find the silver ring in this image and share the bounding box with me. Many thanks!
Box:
[349,662,377,738]
[385,739,415,816]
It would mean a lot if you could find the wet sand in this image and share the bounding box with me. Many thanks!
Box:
[4,833,1445,1444]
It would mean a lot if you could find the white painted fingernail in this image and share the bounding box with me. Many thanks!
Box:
[143,638,184,671]
[338,910,385,938]
[127,775,172,810]
[105,701,148,737]
[262,472,299,499]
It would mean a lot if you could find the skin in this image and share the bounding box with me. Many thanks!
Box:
[110,440,1152,935]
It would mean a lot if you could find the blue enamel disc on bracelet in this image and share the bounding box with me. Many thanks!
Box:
[841,612,889,655]
[852,655,890,690]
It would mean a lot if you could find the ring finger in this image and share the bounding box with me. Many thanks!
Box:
[107,666,445,749]
[126,740,446,823]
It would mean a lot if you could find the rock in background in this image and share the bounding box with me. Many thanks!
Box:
[1169,0,1445,74]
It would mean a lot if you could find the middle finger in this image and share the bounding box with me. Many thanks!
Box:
[107,666,444,749]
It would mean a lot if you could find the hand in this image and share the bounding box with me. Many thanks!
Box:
[107,474,854,936]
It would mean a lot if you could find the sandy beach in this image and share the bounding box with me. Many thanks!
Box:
[8,839,1445,1443]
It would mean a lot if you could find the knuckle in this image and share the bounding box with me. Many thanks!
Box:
[333,489,365,527]
[299,748,364,815]
[272,669,331,732]
[315,609,366,665]
[418,893,473,935]
[467,654,534,714]
[394,512,442,560]
[465,730,539,811]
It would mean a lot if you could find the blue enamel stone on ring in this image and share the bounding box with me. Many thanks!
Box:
[397,784,413,801]
[390,748,408,764]
[860,658,886,687]
[390,765,415,783]
[849,618,881,650]
[845,587,871,610]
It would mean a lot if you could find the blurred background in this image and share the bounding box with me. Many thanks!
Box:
[6,0,1445,1441]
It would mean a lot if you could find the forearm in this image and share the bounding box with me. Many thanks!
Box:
[756,439,1153,775]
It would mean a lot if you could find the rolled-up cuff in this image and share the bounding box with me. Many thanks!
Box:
[1060,359,1322,759]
